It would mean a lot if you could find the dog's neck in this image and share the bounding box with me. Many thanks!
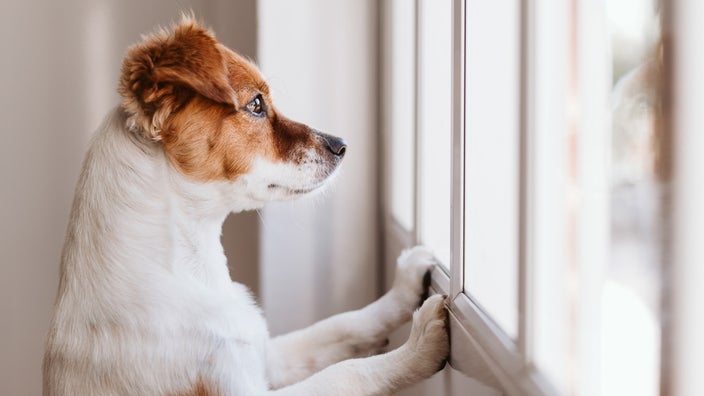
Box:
[60,107,251,293]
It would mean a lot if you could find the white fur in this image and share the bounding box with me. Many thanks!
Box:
[43,107,449,395]
[241,152,341,203]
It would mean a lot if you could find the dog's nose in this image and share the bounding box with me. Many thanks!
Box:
[321,134,347,158]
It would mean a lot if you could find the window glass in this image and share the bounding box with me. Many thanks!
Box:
[417,0,453,269]
[604,0,662,394]
[388,0,416,231]
[463,0,521,339]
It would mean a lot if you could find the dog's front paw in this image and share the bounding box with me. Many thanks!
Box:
[392,246,437,310]
[403,294,450,376]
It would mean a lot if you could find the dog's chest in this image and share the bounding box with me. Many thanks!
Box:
[196,282,269,357]
[173,282,270,390]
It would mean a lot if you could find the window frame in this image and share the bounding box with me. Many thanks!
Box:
[381,0,555,394]
[441,0,554,393]
[665,1,704,393]
[381,0,612,394]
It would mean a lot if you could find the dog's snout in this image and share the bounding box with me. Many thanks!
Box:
[321,134,347,158]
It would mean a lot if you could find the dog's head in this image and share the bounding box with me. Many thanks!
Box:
[118,16,346,207]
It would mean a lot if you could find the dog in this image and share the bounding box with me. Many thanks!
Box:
[43,16,449,395]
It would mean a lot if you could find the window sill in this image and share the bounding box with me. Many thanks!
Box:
[430,267,555,396]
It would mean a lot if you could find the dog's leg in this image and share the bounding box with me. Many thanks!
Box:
[267,246,437,388]
[268,294,449,396]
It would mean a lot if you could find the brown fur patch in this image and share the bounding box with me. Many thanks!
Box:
[161,94,271,181]
[172,376,220,396]
[119,16,338,182]
[270,114,318,163]
[119,16,236,139]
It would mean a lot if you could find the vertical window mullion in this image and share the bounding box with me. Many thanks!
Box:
[574,1,610,394]
[449,0,466,299]
[518,0,534,366]
[666,1,704,394]
[413,0,422,246]
[530,0,571,391]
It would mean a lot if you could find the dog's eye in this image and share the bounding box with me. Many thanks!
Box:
[246,95,265,117]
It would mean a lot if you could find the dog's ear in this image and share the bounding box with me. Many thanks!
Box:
[119,16,237,140]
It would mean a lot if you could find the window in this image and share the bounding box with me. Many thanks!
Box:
[386,0,416,232]
[463,0,521,341]
[415,0,454,271]
[379,0,698,395]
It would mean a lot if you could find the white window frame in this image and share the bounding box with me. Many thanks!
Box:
[381,0,612,394]
[438,1,562,393]
[665,1,704,394]
[381,0,558,393]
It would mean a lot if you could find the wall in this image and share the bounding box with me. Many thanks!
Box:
[257,0,380,335]
[0,1,257,394]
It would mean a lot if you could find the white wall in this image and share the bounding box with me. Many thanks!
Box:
[0,1,257,394]
[257,0,380,335]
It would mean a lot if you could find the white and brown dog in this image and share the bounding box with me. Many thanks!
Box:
[43,16,449,396]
